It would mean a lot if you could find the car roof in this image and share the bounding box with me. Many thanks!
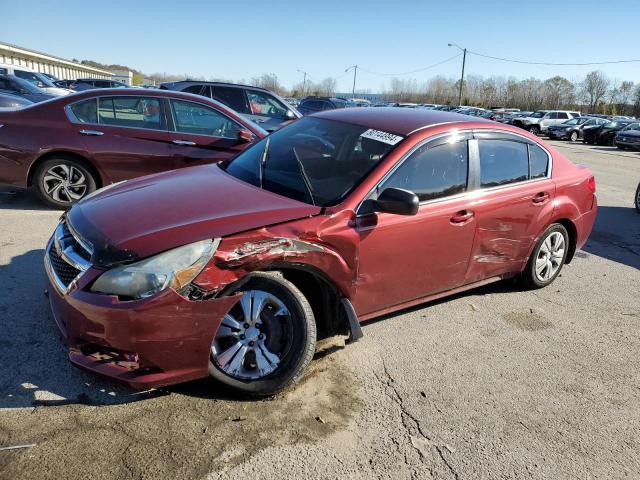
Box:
[313,107,491,136]
[162,80,271,92]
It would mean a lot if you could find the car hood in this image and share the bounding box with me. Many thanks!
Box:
[42,86,72,96]
[67,165,322,266]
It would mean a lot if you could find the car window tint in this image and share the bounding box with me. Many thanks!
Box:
[171,100,241,138]
[69,99,98,124]
[184,85,204,95]
[0,78,14,90]
[246,90,288,118]
[528,144,549,179]
[98,96,163,130]
[479,140,529,187]
[13,70,40,85]
[94,80,111,88]
[210,86,249,114]
[380,140,468,201]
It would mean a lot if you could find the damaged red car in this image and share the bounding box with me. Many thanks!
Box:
[45,108,597,396]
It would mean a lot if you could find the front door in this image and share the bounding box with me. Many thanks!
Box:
[167,99,253,167]
[353,133,477,317]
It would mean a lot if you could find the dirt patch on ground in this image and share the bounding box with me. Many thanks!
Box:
[0,350,361,480]
[502,311,553,331]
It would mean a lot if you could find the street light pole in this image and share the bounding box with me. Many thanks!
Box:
[448,43,467,106]
[296,69,308,97]
[345,65,358,97]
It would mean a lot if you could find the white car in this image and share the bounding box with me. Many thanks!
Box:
[514,110,581,135]
[0,63,72,96]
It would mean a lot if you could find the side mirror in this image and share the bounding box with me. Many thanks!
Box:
[285,110,296,119]
[237,129,254,143]
[361,187,419,216]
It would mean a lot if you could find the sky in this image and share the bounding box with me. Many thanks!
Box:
[2,0,639,92]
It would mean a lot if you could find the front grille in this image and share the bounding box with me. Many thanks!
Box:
[49,246,81,287]
[46,220,93,293]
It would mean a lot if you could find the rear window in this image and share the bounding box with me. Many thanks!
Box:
[98,96,163,130]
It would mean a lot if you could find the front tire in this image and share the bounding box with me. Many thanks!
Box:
[570,131,579,142]
[521,224,569,289]
[209,272,316,396]
[529,125,541,136]
[33,157,97,208]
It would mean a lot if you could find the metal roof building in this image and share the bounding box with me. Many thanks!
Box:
[0,42,113,80]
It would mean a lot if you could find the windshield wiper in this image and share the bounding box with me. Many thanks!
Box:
[258,137,270,188]
[292,147,316,206]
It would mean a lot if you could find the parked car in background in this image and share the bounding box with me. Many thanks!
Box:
[0,75,57,103]
[582,119,636,146]
[0,92,33,108]
[44,108,596,396]
[513,110,580,135]
[41,72,59,82]
[547,116,610,142]
[0,63,71,96]
[297,96,349,115]
[0,89,266,208]
[615,122,640,150]
[160,81,301,132]
[54,80,76,89]
[64,78,129,91]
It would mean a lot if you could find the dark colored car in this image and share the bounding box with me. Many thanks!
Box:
[0,74,56,103]
[615,122,640,150]
[297,96,349,115]
[44,108,597,396]
[54,80,76,89]
[0,92,33,108]
[160,81,300,132]
[68,79,129,91]
[584,120,635,146]
[0,89,266,208]
[547,116,610,142]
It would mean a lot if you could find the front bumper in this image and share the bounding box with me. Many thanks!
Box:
[615,139,640,150]
[547,129,568,139]
[45,253,240,390]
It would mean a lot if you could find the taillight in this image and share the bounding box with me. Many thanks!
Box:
[587,175,596,194]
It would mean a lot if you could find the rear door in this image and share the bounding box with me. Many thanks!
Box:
[70,95,175,182]
[464,132,555,283]
[167,98,252,167]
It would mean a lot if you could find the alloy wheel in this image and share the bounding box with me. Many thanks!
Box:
[212,290,292,380]
[42,164,88,203]
[535,231,565,282]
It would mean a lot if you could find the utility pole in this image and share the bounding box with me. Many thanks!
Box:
[345,65,358,98]
[448,43,467,106]
[296,69,308,97]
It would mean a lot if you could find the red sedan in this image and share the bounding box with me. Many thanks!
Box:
[0,89,266,208]
[44,108,597,396]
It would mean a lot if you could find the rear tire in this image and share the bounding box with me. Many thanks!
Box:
[209,272,316,397]
[33,156,97,209]
[521,224,569,289]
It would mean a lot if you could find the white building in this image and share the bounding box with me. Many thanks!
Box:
[0,41,113,80]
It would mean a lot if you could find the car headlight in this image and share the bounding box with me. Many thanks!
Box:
[91,239,218,299]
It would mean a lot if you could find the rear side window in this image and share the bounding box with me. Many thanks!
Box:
[98,96,163,130]
[210,86,249,114]
[184,85,204,95]
[94,80,111,88]
[478,140,529,187]
[171,100,241,138]
[247,90,288,118]
[381,139,468,201]
[529,144,549,179]
[69,99,98,124]
[557,112,569,119]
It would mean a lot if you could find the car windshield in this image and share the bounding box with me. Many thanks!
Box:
[11,77,42,93]
[531,111,546,118]
[563,118,586,125]
[622,123,640,131]
[604,121,625,128]
[222,117,399,206]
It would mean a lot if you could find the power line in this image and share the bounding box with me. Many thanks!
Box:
[467,50,640,66]
[357,53,462,76]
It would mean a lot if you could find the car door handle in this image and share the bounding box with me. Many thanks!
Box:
[532,192,550,204]
[79,129,104,136]
[173,140,196,146]
[450,210,474,224]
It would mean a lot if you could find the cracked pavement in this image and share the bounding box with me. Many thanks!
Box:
[1,141,639,479]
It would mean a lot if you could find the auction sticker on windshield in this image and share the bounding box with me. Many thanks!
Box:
[360,129,404,145]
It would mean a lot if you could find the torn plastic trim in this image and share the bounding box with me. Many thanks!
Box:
[225,237,325,264]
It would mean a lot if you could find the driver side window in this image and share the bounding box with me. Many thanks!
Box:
[379,139,469,202]
[246,91,288,118]
[170,100,242,138]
